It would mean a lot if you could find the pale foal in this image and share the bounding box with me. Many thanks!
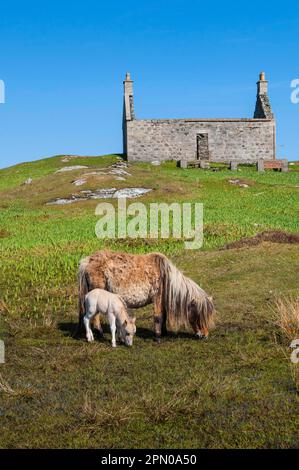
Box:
[84,289,136,347]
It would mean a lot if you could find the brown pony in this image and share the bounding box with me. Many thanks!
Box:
[78,250,214,342]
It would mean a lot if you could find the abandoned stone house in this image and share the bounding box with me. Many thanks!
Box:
[122,72,276,165]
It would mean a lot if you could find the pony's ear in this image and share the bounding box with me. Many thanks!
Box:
[123,319,127,327]
[131,317,136,324]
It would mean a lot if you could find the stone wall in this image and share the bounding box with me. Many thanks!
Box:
[125,118,276,162]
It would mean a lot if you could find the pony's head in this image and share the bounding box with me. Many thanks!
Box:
[188,295,215,336]
[119,317,136,346]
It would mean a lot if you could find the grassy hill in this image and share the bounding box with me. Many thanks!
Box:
[0,154,299,448]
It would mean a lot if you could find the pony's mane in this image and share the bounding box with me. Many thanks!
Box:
[158,254,214,330]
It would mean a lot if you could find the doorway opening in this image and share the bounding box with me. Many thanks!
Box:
[196,133,209,160]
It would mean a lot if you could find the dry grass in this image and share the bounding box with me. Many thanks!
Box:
[141,374,240,424]
[0,373,16,395]
[0,373,38,398]
[0,299,11,315]
[271,298,299,394]
[0,229,10,238]
[82,393,143,428]
[273,298,299,342]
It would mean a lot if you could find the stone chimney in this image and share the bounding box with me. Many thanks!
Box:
[122,73,135,158]
[123,72,135,121]
[254,72,274,119]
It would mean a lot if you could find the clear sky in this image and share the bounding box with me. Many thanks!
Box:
[0,0,298,168]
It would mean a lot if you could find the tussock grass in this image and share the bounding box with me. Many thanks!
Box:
[273,298,299,342]
[271,298,299,394]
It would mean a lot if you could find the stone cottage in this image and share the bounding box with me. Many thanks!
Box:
[122,72,276,164]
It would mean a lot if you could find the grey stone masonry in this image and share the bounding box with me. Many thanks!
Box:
[122,72,276,163]
[254,72,274,119]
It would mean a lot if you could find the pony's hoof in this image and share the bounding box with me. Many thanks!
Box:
[154,337,161,345]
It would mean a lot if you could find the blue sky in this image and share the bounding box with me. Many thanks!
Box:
[0,0,298,168]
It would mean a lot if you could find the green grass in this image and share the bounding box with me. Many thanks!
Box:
[0,154,299,448]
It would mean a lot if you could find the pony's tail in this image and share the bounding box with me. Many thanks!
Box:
[76,257,90,335]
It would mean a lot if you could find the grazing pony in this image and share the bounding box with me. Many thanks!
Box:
[78,250,214,342]
[84,289,136,347]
